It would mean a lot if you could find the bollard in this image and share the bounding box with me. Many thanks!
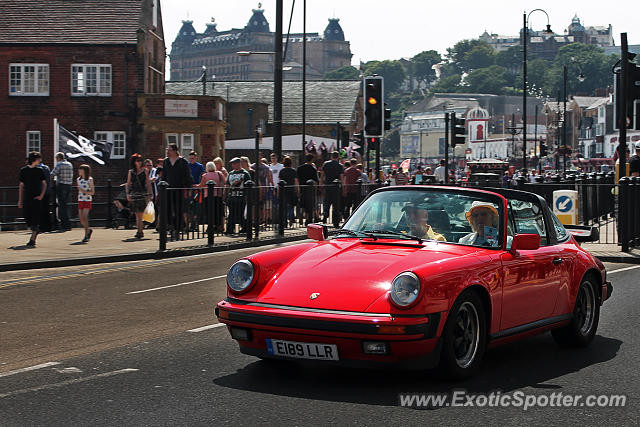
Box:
[278,180,286,235]
[245,181,254,240]
[158,181,168,251]
[207,180,215,246]
[306,179,316,226]
[619,177,630,252]
[106,179,113,228]
[332,178,341,228]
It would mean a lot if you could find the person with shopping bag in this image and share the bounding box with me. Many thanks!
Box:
[126,153,152,239]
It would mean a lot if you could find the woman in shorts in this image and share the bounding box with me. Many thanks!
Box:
[77,164,94,243]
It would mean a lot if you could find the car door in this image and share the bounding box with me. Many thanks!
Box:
[500,197,563,331]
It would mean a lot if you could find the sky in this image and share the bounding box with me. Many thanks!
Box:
[160,0,640,65]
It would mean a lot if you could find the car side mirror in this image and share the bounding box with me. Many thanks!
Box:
[510,233,540,254]
[307,223,328,241]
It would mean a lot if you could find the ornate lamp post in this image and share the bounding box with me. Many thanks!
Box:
[523,9,553,174]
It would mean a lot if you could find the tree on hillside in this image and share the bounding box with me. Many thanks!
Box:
[323,65,360,80]
[464,65,508,94]
[463,43,496,71]
[410,50,442,88]
[543,43,618,96]
[446,39,492,73]
[495,45,523,74]
[430,74,462,93]
[363,60,407,94]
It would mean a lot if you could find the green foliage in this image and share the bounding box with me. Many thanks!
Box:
[410,50,442,86]
[495,45,523,74]
[431,74,462,93]
[323,65,359,80]
[382,128,400,158]
[363,60,407,94]
[464,65,508,94]
[446,39,493,73]
[542,43,618,96]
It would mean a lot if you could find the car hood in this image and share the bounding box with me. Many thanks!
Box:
[255,238,480,312]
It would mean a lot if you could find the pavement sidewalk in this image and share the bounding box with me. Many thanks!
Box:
[0,227,308,271]
[1,228,638,271]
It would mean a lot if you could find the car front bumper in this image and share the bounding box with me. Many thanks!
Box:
[215,298,443,368]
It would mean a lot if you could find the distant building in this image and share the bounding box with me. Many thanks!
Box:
[169,6,352,81]
[166,80,363,166]
[480,15,614,61]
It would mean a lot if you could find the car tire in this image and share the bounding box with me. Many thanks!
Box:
[437,290,487,380]
[551,277,600,347]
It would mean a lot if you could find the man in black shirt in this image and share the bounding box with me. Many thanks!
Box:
[18,151,47,247]
[162,143,193,232]
[630,141,640,177]
[320,151,344,225]
[296,153,319,225]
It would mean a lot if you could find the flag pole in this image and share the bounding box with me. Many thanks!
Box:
[53,118,59,165]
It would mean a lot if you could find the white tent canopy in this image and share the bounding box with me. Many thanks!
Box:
[225,134,337,151]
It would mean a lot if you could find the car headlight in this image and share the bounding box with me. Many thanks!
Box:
[227,260,255,292]
[389,272,421,307]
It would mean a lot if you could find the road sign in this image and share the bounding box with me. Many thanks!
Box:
[553,190,578,225]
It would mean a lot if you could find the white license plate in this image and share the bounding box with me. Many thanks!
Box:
[266,339,339,361]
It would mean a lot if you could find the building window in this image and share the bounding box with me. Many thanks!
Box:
[94,131,126,159]
[72,64,112,96]
[9,64,49,96]
[165,133,195,157]
[26,131,41,155]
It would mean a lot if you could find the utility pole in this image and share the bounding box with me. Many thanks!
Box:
[534,104,538,172]
[273,0,283,158]
[522,11,528,174]
[444,112,450,184]
[619,33,629,177]
[301,0,306,162]
[563,65,567,176]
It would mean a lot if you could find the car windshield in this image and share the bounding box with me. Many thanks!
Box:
[342,188,504,248]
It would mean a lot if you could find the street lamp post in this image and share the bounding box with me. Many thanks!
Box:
[523,9,553,175]
[274,0,283,158]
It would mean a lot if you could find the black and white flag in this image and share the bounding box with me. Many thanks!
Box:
[58,125,112,165]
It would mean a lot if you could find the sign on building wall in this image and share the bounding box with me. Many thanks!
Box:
[400,134,420,157]
[165,99,198,117]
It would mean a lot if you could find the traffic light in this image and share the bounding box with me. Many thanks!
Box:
[364,76,384,137]
[540,140,548,157]
[352,132,364,155]
[384,104,391,130]
[614,54,640,130]
[450,112,466,147]
[341,129,350,148]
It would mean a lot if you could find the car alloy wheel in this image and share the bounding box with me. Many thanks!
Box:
[575,280,596,335]
[438,290,487,379]
[453,302,480,369]
[551,277,600,348]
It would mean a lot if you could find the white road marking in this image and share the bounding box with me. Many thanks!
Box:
[126,275,226,294]
[0,369,139,399]
[187,323,226,333]
[608,265,640,275]
[0,362,60,378]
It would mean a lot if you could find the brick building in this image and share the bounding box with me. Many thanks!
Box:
[137,94,227,162]
[169,6,352,81]
[0,0,165,186]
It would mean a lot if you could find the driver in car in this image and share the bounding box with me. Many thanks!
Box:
[401,202,446,241]
[459,201,499,246]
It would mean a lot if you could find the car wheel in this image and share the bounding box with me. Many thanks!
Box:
[551,277,600,347]
[438,290,487,380]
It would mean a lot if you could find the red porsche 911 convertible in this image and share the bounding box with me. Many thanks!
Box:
[215,186,612,379]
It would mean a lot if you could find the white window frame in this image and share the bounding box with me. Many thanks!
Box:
[26,131,41,155]
[165,133,195,158]
[9,63,49,96]
[181,134,194,158]
[94,131,126,159]
[71,64,112,96]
